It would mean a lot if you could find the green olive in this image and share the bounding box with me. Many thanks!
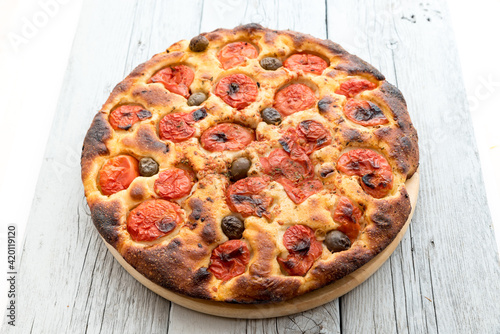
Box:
[324,230,351,253]
[260,57,282,71]
[189,35,209,52]
[139,157,159,177]
[230,157,251,181]
[221,215,245,239]
[261,107,282,125]
[187,92,207,106]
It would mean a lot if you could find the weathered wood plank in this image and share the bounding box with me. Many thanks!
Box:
[1,0,203,333]
[328,0,500,333]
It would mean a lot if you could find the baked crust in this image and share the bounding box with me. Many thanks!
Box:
[81,24,419,303]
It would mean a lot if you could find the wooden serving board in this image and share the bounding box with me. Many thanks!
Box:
[104,171,420,319]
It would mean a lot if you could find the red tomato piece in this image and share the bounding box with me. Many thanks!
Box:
[127,199,182,242]
[296,120,332,154]
[333,197,362,242]
[218,42,259,70]
[148,65,194,98]
[109,105,152,130]
[214,74,258,110]
[284,54,328,75]
[335,78,377,98]
[278,225,323,276]
[99,155,139,196]
[226,176,272,218]
[278,177,323,204]
[200,123,254,152]
[209,240,250,281]
[154,168,194,200]
[260,146,322,204]
[260,148,312,183]
[343,99,388,126]
[273,84,316,116]
[336,149,393,198]
[159,112,195,143]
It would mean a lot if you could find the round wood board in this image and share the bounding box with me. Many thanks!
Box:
[103,171,419,319]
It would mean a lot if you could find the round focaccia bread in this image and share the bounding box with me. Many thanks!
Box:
[81,24,418,303]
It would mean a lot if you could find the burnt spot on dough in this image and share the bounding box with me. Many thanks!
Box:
[334,55,385,81]
[122,240,214,300]
[188,198,204,221]
[135,127,169,154]
[81,113,112,161]
[201,222,217,244]
[342,128,364,144]
[370,212,393,227]
[228,275,302,303]
[90,200,122,247]
[132,85,173,107]
[129,183,146,201]
[193,267,212,284]
[318,96,334,113]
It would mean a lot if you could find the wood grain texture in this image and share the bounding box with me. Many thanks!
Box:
[2,0,499,333]
[328,1,500,333]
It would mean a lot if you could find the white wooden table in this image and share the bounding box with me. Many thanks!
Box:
[3,0,500,333]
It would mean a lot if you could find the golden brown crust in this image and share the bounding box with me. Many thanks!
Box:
[81,24,419,303]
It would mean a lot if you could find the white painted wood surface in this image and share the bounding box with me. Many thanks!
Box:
[2,0,499,333]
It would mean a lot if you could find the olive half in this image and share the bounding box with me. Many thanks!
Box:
[189,35,209,52]
[221,215,245,239]
[187,92,207,106]
[230,157,251,181]
[139,157,159,177]
[261,107,282,125]
[324,230,351,253]
[260,57,282,71]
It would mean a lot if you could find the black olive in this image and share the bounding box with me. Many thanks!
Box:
[139,157,159,177]
[221,215,245,239]
[261,107,282,125]
[187,92,207,106]
[230,157,251,181]
[260,57,282,70]
[324,230,351,253]
[189,35,209,52]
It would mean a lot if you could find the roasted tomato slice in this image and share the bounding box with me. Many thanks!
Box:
[333,197,362,242]
[274,84,316,116]
[335,78,377,98]
[214,74,258,109]
[148,65,194,98]
[99,155,140,196]
[154,168,194,200]
[218,42,258,70]
[127,199,182,242]
[278,225,323,276]
[296,120,332,154]
[260,147,322,204]
[260,148,312,183]
[109,105,152,131]
[343,99,388,126]
[284,54,328,75]
[278,177,323,204]
[159,112,196,143]
[336,149,393,198]
[200,123,254,152]
[226,176,272,218]
[209,240,250,281]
